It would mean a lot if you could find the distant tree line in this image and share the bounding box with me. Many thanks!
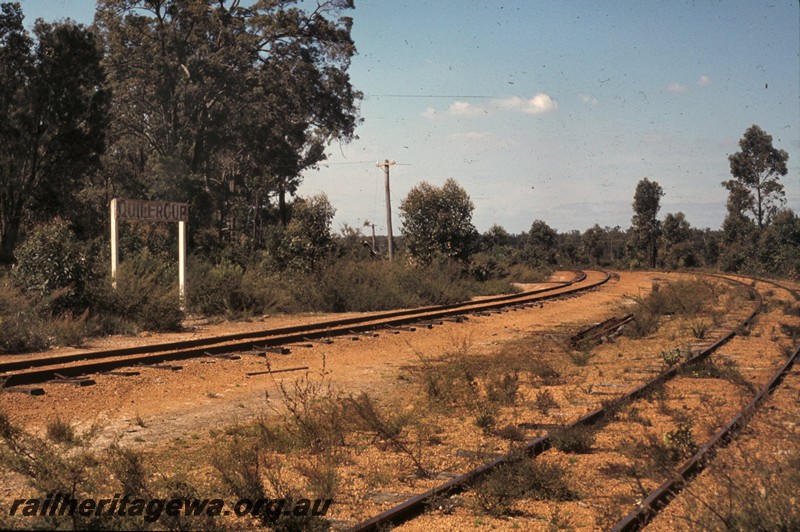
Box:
[398,124,797,280]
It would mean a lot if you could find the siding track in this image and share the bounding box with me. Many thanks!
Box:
[351,273,787,531]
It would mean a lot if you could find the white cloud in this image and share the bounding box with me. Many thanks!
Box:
[666,82,688,93]
[579,94,598,105]
[493,96,524,110]
[421,107,439,119]
[492,93,558,114]
[448,101,485,117]
[526,93,558,113]
[697,75,712,87]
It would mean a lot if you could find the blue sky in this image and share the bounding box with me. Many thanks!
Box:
[18,0,800,234]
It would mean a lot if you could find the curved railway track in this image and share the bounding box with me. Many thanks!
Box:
[350,272,794,531]
[0,270,611,388]
[611,275,800,531]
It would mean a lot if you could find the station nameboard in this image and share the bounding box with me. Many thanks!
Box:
[114,199,188,223]
[110,198,188,308]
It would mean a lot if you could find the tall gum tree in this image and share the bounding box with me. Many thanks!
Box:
[629,177,664,269]
[724,124,789,229]
[0,3,108,262]
[95,0,361,245]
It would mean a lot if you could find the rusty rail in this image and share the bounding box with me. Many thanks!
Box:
[1,271,608,387]
[350,274,762,532]
[610,277,798,531]
[568,314,634,349]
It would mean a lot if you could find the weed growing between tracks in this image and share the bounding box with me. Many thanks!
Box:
[472,454,578,516]
[623,277,722,338]
[681,357,755,394]
[197,334,586,525]
[209,357,444,524]
[45,417,77,445]
[549,425,596,454]
[669,417,800,530]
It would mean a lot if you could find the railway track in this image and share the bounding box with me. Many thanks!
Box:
[610,275,800,531]
[350,273,796,531]
[0,270,610,389]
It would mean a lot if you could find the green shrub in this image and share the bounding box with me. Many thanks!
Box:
[505,263,551,283]
[187,259,254,316]
[11,219,92,312]
[241,268,301,314]
[664,420,698,459]
[549,425,595,454]
[0,280,87,353]
[312,259,497,312]
[469,252,508,282]
[0,280,49,353]
[474,456,577,515]
[94,251,183,333]
[398,261,474,306]
[314,259,423,312]
[278,194,336,272]
[661,348,683,366]
[46,418,76,445]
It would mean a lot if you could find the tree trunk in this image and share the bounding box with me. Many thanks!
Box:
[756,185,763,229]
[0,217,21,264]
[278,184,287,226]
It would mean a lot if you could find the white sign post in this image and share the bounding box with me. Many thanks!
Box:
[110,199,189,308]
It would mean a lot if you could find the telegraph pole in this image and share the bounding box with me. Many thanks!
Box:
[376,159,397,260]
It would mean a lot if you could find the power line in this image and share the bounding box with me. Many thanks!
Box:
[367,94,502,99]
[319,160,376,166]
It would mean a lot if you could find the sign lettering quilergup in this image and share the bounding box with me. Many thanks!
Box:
[116,199,189,223]
[110,199,188,308]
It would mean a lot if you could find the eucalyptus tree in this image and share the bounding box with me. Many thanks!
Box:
[523,219,557,268]
[95,0,360,247]
[724,124,789,229]
[629,178,664,269]
[400,178,478,265]
[0,3,108,262]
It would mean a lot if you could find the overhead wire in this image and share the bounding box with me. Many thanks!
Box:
[367,94,501,99]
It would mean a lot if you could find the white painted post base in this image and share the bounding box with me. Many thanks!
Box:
[179,220,186,310]
[110,199,118,289]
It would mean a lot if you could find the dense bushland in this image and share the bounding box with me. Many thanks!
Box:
[0,216,526,353]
